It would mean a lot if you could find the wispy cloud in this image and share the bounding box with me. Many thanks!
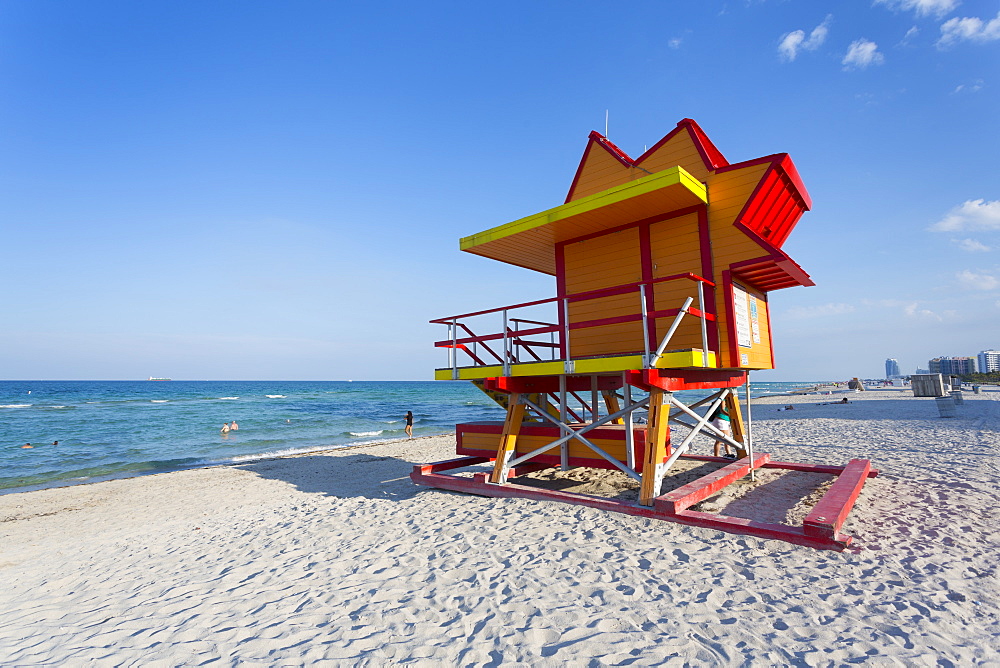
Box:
[901,26,920,45]
[956,270,999,290]
[938,12,1000,47]
[668,37,683,49]
[874,0,959,18]
[842,39,885,69]
[954,238,992,252]
[778,15,832,62]
[785,303,856,319]
[953,79,985,93]
[903,302,943,320]
[930,199,1000,231]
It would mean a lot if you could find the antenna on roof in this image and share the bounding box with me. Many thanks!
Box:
[605,110,609,137]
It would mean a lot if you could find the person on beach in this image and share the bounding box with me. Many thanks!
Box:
[817,397,850,406]
[221,422,231,434]
[708,406,735,459]
[405,411,413,438]
[230,421,238,431]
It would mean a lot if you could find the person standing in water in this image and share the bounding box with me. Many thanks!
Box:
[404,411,413,438]
[221,422,231,434]
[230,420,238,431]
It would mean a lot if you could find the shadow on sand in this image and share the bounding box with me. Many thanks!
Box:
[236,451,423,500]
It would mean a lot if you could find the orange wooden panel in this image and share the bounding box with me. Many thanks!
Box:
[568,147,634,202]
[462,431,630,459]
[564,229,641,294]
[639,132,712,182]
[652,318,705,352]
[570,323,645,358]
[569,297,639,320]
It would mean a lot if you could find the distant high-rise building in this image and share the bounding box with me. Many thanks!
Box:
[885,358,900,378]
[978,350,1000,374]
[929,356,978,376]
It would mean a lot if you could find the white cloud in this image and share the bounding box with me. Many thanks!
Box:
[954,238,991,252]
[668,37,683,49]
[785,303,856,319]
[938,12,1000,47]
[956,270,1000,290]
[874,0,960,18]
[904,302,943,320]
[953,79,985,93]
[930,199,1000,231]
[842,39,885,69]
[778,15,831,62]
[901,26,920,44]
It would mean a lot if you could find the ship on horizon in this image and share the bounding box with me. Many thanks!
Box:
[147,377,172,381]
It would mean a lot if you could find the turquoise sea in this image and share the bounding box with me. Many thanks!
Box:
[0,379,821,494]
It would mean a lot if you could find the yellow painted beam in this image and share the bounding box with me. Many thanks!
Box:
[489,397,526,484]
[639,388,670,506]
[435,350,718,381]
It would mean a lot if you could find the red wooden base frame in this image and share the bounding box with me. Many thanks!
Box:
[410,455,878,551]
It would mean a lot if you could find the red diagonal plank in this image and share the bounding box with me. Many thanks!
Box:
[803,458,872,540]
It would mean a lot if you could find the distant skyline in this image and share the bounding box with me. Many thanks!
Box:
[2,1,998,381]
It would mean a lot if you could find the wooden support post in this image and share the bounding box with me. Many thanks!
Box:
[489,394,526,484]
[639,388,670,506]
[725,390,748,459]
[602,390,623,424]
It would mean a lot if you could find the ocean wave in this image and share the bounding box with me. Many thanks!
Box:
[227,445,341,463]
[265,395,286,399]
[349,430,384,437]
[150,400,169,403]
[0,404,31,408]
[218,397,240,400]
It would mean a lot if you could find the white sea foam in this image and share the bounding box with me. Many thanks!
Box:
[151,400,169,403]
[265,395,286,399]
[227,446,335,463]
[0,404,31,408]
[350,430,384,437]
[218,397,240,400]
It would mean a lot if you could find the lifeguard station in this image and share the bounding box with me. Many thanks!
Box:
[411,119,876,550]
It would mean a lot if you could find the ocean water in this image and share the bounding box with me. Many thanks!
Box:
[0,379,821,494]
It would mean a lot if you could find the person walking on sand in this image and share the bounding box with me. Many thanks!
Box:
[709,405,735,459]
[405,411,413,438]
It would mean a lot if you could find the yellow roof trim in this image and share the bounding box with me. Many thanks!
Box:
[461,166,706,253]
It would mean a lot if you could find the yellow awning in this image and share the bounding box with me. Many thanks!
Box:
[460,166,707,275]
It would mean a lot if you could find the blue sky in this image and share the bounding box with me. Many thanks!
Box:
[1,0,997,381]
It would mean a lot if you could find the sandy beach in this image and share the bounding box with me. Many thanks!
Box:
[2,387,998,665]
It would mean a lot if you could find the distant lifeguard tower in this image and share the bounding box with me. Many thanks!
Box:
[411,119,875,550]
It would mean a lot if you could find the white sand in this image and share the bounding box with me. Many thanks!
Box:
[2,388,998,665]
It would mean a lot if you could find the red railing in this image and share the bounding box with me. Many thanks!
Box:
[432,273,717,376]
